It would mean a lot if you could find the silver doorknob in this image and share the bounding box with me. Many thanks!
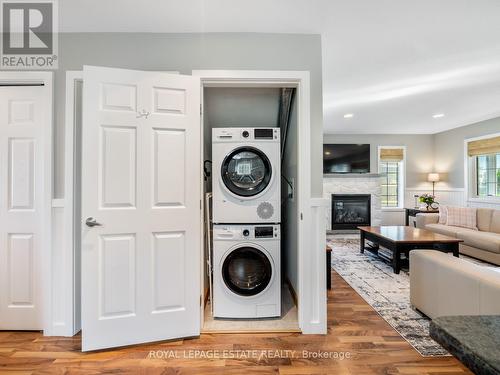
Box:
[85,217,103,227]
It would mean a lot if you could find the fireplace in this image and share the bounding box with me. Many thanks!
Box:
[331,194,371,230]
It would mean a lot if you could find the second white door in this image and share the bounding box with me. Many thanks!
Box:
[0,84,48,330]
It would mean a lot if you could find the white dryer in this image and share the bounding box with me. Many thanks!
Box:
[212,128,280,224]
[212,224,281,318]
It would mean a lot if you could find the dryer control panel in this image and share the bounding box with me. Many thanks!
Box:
[213,127,280,142]
[213,224,280,240]
[254,226,274,238]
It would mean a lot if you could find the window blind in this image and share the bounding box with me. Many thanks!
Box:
[467,136,500,157]
[379,148,404,161]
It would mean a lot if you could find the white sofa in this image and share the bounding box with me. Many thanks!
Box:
[416,208,500,265]
[410,250,500,319]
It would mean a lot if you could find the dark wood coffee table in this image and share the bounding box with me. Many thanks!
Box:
[358,226,463,274]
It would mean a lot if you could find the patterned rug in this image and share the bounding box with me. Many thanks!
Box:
[328,235,448,356]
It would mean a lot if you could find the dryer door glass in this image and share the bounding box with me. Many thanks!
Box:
[222,246,273,297]
[221,147,272,197]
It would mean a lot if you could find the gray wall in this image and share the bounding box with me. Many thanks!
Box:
[323,133,435,188]
[55,32,323,197]
[324,117,500,191]
[434,117,500,188]
[203,87,281,163]
[204,87,280,128]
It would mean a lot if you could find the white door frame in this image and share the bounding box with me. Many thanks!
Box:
[0,71,53,334]
[193,70,325,334]
[63,71,83,335]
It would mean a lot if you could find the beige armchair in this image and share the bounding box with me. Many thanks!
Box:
[410,250,500,319]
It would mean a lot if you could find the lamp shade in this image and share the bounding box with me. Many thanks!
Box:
[427,173,440,182]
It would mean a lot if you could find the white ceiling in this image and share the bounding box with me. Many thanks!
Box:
[60,0,500,134]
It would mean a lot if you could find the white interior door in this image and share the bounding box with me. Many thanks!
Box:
[81,66,201,351]
[0,85,46,330]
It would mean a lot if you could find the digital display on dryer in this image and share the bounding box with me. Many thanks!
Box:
[255,226,274,238]
[254,129,274,139]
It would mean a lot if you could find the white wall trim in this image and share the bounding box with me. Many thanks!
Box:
[468,197,500,204]
[405,187,465,192]
[193,70,325,334]
[0,71,53,335]
[405,187,467,208]
[308,197,328,333]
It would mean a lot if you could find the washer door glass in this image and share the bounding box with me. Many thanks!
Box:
[222,246,273,297]
[221,147,272,197]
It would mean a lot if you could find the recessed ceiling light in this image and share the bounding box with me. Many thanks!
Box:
[344,113,354,118]
[325,151,331,155]
[433,113,445,118]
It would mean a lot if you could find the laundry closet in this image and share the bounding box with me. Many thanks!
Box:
[60,67,325,351]
[200,84,300,332]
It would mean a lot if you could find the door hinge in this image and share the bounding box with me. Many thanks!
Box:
[200,104,202,115]
[300,212,303,220]
[200,199,202,210]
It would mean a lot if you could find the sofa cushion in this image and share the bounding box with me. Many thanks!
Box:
[446,206,478,230]
[457,229,500,254]
[439,206,448,224]
[491,210,500,234]
[477,208,494,232]
[425,223,460,237]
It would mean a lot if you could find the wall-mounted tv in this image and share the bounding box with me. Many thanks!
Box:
[323,144,370,174]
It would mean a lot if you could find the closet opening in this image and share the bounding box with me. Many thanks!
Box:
[200,84,301,333]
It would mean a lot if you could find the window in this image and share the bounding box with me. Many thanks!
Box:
[378,147,405,208]
[476,153,500,197]
[380,162,400,207]
[466,134,500,200]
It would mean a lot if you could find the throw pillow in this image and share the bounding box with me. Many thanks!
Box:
[446,206,478,230]
[439,205,448,224]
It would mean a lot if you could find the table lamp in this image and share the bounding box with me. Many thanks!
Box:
[427,173,440,196]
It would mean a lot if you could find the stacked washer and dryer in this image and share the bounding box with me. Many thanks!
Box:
[212,128,281,318]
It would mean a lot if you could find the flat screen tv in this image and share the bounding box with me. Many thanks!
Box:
[323,144,370,174]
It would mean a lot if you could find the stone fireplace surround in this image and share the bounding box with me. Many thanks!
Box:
[323,174,383,230]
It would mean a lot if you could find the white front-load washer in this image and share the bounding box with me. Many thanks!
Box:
[212,224,281,318]
[212,128,280,224]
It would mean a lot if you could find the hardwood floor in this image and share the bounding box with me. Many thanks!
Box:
[0,271,472,374]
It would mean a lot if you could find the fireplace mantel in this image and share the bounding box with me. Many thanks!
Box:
[323,173,382,178]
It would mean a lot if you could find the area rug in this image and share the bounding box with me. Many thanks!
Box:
[327,235,448,356]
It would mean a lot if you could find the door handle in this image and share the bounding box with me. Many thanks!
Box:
[85,217,103,227]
